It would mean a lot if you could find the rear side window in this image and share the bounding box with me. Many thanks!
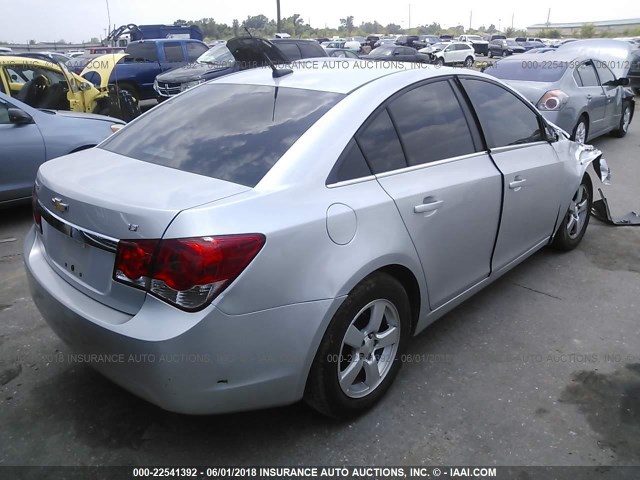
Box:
[276,43,302,60]
[126,43,158,62]
[163,43,184,62]
[388,81,477,165]
[461,78,543,148]
[101,84,343,187]
[327,139,372,184]
[576,61,599,87]
[356,109,407,174]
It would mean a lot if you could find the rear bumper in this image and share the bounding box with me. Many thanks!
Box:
[24,227,341,414]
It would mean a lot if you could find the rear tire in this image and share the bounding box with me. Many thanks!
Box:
[610,102,632,138]
[571,116,589,143]
[304,272,411,419]
[488,50,493,58]
[551,175,592,251]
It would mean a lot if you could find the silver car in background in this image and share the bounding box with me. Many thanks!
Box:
[485,43,634,143]
[25,60,608,418]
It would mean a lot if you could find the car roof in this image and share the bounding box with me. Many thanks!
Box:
[211,58,467,95]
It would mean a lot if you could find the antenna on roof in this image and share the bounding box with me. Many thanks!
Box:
[243,27,293,78]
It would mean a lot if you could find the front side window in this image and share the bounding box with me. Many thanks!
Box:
[101,84,343,187]
[388,80,477,165]
[461,78,543,148]
[187,42,209,62]
[594,60,616,86]
[356,109,406,174]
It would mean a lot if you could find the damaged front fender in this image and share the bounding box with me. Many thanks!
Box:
[572,143,611,185]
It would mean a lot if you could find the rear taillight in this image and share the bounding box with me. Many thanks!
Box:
[32,184,42,232]
[113,234,265,311]
[537,90,568,111]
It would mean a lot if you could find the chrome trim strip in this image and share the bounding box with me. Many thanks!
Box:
[37,201,119,253]
[489,141,547,154]
[326,175,377,189]
[374,151,490,179]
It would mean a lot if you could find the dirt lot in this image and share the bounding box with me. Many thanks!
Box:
[1,112,639,468]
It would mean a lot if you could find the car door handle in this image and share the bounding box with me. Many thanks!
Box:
[509,178,527,190]
[414,198,443,215]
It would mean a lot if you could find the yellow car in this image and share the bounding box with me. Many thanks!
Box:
[0,55,137,120]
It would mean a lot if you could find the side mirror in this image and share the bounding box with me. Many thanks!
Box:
[617,77,630,86]
[8,108,33,125]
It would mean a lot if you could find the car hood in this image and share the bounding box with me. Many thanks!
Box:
[502,80,552,104]
[156,62,231,83]
[558,39,633,78]
[469,40,489,45]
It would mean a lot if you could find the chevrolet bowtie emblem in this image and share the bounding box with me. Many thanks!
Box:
[51,197,69,213]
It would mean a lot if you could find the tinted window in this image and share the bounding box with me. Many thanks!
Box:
[573,68,584,86]
[594,60,616,85]
[187,42,208,61]
[327,139,372,184]
[101,84,343,187]
[0,100,9,124]
[276,43,301,60]
[126,42,158,62]
[576,61,599,87]
[388,81,477,165]
[461,78,543,148]
[163,43,184,62]
[299,42,325,58]
[487,60,568,82]
[356,109,406,174]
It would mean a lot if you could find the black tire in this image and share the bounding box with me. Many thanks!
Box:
[551,174,593,251]
[610,102,631,138]
[114,82,139,103]
[464,56,474,68]
[570,115,589,143]
[488,50,493,58]
[436,57,444,67]
[304,272,412,419]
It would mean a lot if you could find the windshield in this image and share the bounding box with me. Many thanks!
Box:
[506,40,520,46]
[100,84,343,187]
[486,60,568,82]
[369,46,394,56]
[197,44,235,67]
[467,36,482,41]
[431,43,448,50]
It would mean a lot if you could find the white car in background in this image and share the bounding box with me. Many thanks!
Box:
[421,42,475,67]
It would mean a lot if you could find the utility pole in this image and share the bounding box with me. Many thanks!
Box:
[511,13,514,29]
[469,11,472,31]
[546,8,551,28]
[276,0,282,33]
[408,4,411,30]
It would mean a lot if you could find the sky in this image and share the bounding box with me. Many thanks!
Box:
[2,0,639,43]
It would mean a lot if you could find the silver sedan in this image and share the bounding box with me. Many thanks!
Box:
[484,50,634,143]
[25,59,608,417]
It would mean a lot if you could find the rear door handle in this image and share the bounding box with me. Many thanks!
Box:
[414,198,444,215]
[509,178,527,190]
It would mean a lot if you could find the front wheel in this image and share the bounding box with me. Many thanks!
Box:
[435,57,444,67]
[488,50,493,58]
[610,102,632,138]
[304,272,411,418]
[464,56,474,68]
[551,175,593,251]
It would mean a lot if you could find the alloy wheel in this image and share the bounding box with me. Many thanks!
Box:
[567,184,589,240]
[575,121,587,144]
[338,299,401,399]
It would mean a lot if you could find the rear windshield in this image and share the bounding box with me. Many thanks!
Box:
[100,84,343,187]
[486,60,568,82]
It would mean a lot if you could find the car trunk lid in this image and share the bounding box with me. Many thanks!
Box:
[35,148,250,314]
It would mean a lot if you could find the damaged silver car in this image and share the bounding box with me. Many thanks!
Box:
[25,61,610,417]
